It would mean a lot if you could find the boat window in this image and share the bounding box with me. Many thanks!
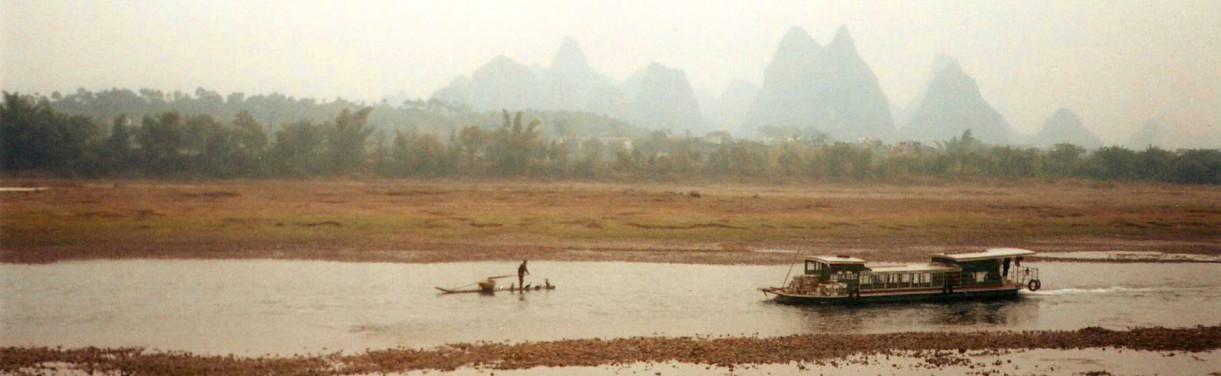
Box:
[805,261,822,274]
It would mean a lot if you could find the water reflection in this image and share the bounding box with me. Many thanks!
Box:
[937,300,1029,326]
[778,298,1040,333]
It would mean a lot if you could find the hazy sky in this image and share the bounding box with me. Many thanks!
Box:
[3,0,1219,143]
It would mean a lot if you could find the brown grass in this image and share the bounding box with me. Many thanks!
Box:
[1,178,1218,264]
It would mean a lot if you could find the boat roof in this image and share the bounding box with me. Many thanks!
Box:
[805,255,866,265]
[934,248,1036,262]
[866,262,961,273]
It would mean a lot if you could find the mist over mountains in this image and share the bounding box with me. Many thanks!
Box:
[1125,118,1221,150]
[901,59,1012,145]
[745,26,894,141]
[427,27,1213,149]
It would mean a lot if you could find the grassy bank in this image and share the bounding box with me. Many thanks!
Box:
[1,178,1218,263]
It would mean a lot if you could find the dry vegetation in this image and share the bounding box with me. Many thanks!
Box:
[3,326,1217,375]
[1,178,1218,264]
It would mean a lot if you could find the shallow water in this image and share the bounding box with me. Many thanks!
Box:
[1,260,1218,355]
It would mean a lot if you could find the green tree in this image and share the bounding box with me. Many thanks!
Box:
[575,138,605,178]
[1047,143,1085,177]
[935,129,984,178]
[489,111,542,175]
[1087,146,1140,180]
[455,126,490,174]
[1,92,53,171]
[135,112,185,175]
[269,121,328,176]
[101,115,134,174]
[1165,150,1220,184]
[231,111,268,176]
[327,107,374,174]
[1135,147,1174,181]
[410,132,448,176]
[41,112,101,175]
[986,146,1041,178]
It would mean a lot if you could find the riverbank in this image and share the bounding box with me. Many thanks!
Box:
[3,326,1217,375]
[2,179,1218,264]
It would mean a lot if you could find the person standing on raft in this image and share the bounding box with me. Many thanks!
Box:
[517,260,529,292]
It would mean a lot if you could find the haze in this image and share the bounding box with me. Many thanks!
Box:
[3,0,1219,145]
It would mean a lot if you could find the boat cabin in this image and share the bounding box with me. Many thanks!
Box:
[931,247,1034,288]
[856,262,960,292]
[803,255,867,282]
[768,248,1041,303]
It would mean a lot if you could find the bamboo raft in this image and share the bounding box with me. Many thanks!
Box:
[434,285,557,294]
[436,275,555,294]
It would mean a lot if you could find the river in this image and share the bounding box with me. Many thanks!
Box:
[1,260,1217,355]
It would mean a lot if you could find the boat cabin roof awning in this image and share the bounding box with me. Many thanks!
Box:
[935,248,1035,262]
[866,262,961,273]
[805,255,866,265]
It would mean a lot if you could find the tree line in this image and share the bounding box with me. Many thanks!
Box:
[43,87,645,141]
[2,91,1218,184]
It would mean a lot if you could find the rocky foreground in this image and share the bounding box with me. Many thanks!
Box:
[3,326,1217,375]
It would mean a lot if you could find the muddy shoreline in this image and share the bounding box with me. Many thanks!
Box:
[3,326,1217,375]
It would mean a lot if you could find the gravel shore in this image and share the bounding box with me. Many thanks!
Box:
[4,326,1217,375]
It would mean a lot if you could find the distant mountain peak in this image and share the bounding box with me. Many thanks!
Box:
[551,37,593,74]
[931,59,976,90]
[776,26,822,57]
[746,25,893,141]
[903,59,1011,144]
[1127,119,1163,149]
[781,26,815,44]
[1036,107,1101,148]
[931,53,958,74]
[486,55,520,68]
[830,25,854,50]
[632,62,702,132]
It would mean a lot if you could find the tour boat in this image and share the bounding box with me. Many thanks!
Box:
[760,248,1042,304]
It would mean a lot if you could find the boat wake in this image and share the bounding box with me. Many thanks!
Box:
[1022,286,1205,296]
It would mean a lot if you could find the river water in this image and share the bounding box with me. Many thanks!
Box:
[1,260,1217,355]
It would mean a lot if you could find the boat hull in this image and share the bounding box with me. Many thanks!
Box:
[436,285,556,294]
[763,286,1021,305]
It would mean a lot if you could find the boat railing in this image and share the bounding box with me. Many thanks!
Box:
[1011,266,1039,287]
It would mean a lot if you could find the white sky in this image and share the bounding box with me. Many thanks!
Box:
[3,0,1219,143]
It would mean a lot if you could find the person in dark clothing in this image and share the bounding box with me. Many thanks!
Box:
[517,260,529,292]
[1002,258,1012,280]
